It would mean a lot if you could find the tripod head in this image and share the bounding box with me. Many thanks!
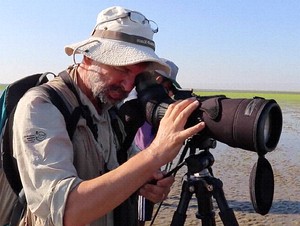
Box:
[185,135,217,154]
[184,142,215,177]
[173,135,217,176]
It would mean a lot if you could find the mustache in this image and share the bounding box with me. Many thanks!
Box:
[107,85,129,96]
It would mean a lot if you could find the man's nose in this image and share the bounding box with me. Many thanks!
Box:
[121,77,135,91]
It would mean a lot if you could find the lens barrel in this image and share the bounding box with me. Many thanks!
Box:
[200,97,282,154]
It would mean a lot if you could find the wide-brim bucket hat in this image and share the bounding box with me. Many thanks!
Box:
[65,6,170,74]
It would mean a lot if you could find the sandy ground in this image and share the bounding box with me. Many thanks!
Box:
[146,102,300,226]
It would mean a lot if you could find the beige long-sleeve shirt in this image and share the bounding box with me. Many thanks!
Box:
[13,72,124,226]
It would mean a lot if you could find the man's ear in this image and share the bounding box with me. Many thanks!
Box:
[83,55,92,65]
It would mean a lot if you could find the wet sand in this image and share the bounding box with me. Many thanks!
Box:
[147,102,300,226]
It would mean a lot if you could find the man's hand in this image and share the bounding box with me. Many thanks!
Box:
[147,98,205,166]
[139,170,174,203]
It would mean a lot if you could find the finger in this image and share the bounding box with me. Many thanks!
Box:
[152,170,164,181]
[142,179,171,195]
[156,175,175,187]
[140,184,170,203]
[163,99,183,118]
[165,99,200,131]
[173,99,200,125]
[179,121,205,140]
[165,98,197,119]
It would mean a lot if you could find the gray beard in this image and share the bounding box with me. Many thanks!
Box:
[89,75,111,104]
[88,75,125,107]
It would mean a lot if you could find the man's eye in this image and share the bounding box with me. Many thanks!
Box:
[114,66,128,73]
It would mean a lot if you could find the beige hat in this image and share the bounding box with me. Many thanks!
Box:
[156,58,181,88]
[65,6,170,74]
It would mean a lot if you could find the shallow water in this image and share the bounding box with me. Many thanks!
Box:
[278,101,300,166]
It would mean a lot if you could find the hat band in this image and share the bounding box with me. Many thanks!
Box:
[92,30,155,50]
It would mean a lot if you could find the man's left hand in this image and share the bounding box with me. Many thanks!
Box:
[139,170,174,203]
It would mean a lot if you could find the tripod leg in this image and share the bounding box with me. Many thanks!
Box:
[194,179,216,226]
[171,180,193,226]
[210,178,239,226]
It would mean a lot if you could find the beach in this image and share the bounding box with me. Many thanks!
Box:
[147,101,300,226]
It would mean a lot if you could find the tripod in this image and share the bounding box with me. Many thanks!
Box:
[170,136,239,226]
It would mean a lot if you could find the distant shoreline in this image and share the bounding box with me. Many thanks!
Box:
[194,89,300,95]
[193,90,300,103]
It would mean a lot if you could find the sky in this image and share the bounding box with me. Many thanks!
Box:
[0,0,299,92]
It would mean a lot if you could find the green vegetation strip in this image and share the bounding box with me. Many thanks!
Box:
[194,90,300,103]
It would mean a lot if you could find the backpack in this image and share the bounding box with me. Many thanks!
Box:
[0,72,97,226]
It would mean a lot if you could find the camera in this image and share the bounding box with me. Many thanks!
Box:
[135,72,282,155]
[134,71,283,219]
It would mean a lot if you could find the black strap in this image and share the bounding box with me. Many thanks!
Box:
[9,189,26,226]
[108,107,128,164]
[59,72,98,140]
[41,84,84,140]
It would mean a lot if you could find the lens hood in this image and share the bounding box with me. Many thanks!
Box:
[200,97,282,154]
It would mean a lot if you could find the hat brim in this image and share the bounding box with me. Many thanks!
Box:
[65,37,170,74]
[171,80,181,89]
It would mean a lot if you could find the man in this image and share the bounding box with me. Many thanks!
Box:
[12,6,205,226]
[134,59,181,226]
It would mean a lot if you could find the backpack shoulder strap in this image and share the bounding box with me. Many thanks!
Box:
[41,84,81,140]
[58,72,98,139]
[36,72,98,140]
[5,73,52,116]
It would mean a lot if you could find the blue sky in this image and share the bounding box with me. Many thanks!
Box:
[0,1,299,92]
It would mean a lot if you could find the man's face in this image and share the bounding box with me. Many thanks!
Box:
[88,62,147,105]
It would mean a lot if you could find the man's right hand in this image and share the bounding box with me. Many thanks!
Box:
[147,98,205,166]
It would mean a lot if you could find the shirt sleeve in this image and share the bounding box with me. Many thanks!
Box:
[13,89,82,225]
